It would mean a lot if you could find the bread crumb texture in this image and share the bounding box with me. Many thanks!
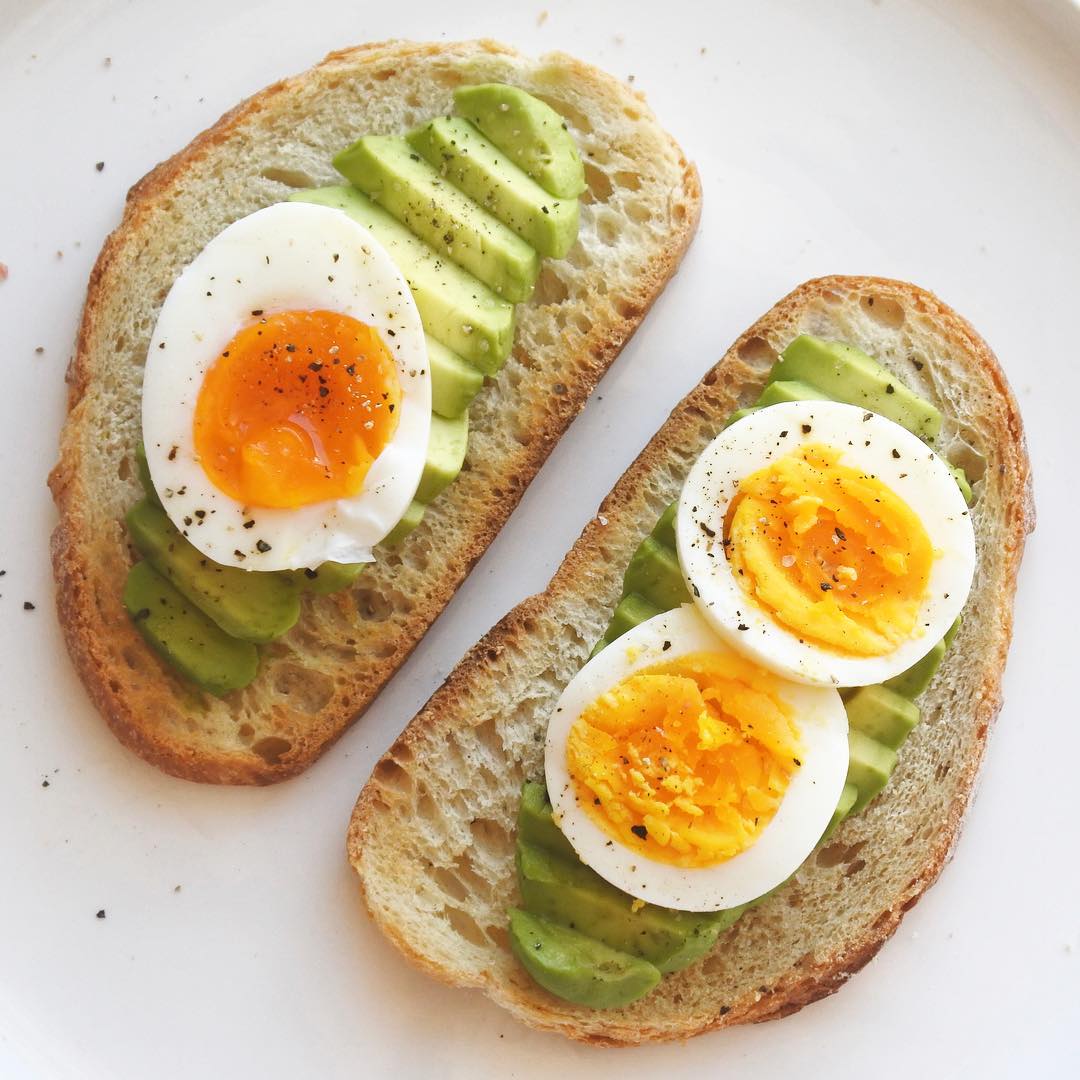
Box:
[48,40,701,783]
[350,276,1033,1044]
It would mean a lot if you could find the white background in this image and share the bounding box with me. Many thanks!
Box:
[1,1,1078,1076]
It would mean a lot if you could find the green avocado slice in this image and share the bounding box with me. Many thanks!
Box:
[123,561,258,696]
[454,84,586,199]
[508,908,660,1009]
[333,135,540,303]
[408,116,580,259]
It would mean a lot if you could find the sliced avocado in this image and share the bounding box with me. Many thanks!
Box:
[518,781,579,862]
[771,335,943,442]
[123,561,258,696]
[884,638,946,700]
[623,536,691,612]
[846,729,898,814]
[381,499,426,549]
[517,842,738,974]
[290,561,365,596]
[454,84,586,199]
[333,135,540,303]
[134,443,161,508]
[126,500,300,644]
[609,593,663,641]
[426,335,483,419]
[408,116,580,259]
[416,412,469,503]
[845,685,920,751]
[289,186,514,374]
[822,781,860,841]
[508,908,661,1009]
[756,379,829,408]
[651,500,679,551]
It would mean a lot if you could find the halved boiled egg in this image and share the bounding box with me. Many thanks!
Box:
[676,400,975,687]
[142,202,431,572]
[545,604,848,911]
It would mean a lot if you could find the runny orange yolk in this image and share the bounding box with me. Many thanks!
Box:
[724,443,934,656]
[566,652,802,868]
[193,309,401,509]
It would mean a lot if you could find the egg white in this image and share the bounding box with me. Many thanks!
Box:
[677,400,976,688]
[141,202,431,572]
[544,605,849,912]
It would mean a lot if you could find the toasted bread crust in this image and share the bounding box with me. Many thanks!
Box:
[49,40,701,784]
[348,276,1033,1044]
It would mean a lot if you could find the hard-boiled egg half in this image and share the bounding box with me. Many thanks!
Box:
[142,202,431,572]
[677,400,976,687]
[545,604,849,911]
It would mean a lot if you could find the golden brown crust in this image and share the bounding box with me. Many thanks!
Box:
[48,39,702,784]
[348,275,1034,1044]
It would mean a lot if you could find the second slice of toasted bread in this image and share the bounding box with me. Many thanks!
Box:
[349,276,1033,1044]
[48,40,701,784]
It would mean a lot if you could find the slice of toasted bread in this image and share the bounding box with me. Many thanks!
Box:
[48,40,701,784]
[348,276,1034,1045]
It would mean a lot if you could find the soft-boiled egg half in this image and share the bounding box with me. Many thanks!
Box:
[545,604,848,911]
[677,400,975,687]
[142,202,431,572]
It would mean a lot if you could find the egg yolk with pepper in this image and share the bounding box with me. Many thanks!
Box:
[724,443,934,656]
[193,309,401,509]
[566,651,802,868]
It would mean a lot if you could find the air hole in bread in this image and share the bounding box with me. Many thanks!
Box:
[470,715,505,760]
[443,904,489,949]
[671,200,687,225]
[121,646,143,671]
[469,817,511,858]
[532,265,570,306]
[404,90,421,108]
[738,335,777,367]
[540,97,592,136]
[625,200,651,225]
[117,455,132,483]
[584,163,613,202]
[251,735,291,765]
[861,294,905,329]
[114,333,129,354]
[934,760,951,781]
[260,166,316,189]
[947,437,987,487]
[355,587,409,621]
[373,757,412,794]
[615,296,641,320]
[433,866,470,903]
[372,68,396,81]
[623,106,641,121]
[597,214,620,246]
[614,170,642,191]
[816,839,867,869]
[844,858,866,877]
[272,663,334,714]
[238,722,254,740]
[574,312,593,335]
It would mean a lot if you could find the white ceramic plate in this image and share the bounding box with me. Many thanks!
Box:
[1,1,1077,1076]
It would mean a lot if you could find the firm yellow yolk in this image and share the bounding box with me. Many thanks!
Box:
[193,309,401,509]
[724,443,933,656]
[566,652,802,868]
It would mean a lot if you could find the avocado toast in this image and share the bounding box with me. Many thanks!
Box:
[48,40,701,784]
[349,276,1033,1043]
